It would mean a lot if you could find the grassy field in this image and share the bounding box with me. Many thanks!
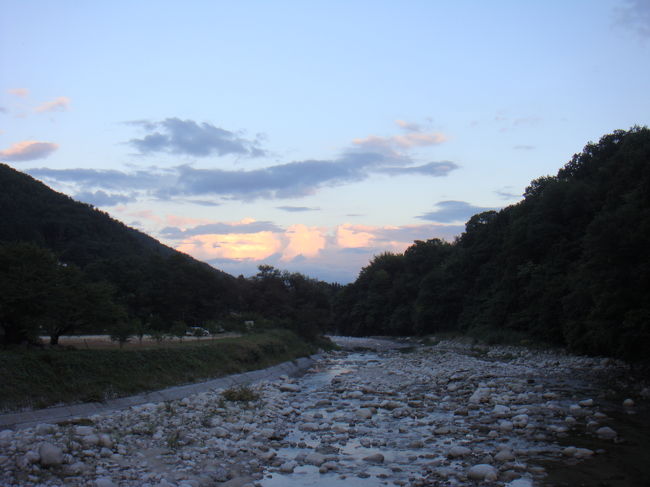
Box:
[0,329,325,412]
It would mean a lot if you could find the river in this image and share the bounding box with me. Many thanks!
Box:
[1,336,648,486]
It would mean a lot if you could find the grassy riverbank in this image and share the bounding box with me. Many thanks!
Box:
[0,329,326,412]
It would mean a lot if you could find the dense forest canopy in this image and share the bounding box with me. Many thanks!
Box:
[1,127,649,361]
[334,127,650,361]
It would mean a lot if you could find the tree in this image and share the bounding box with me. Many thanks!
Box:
[110,319,135,349]
[0,243,58,344]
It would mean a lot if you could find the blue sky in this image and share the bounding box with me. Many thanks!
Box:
[2,0,649,282]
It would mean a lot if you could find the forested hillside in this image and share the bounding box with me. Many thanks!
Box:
[334,127,650,361]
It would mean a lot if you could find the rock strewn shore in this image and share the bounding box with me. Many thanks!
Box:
[0,338,644,487]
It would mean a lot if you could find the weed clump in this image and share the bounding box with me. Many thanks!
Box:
[221,385,260,403]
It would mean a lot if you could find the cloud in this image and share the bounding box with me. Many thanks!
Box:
[27,150,458,202]
[514,145,535,150]
[0,140,58,161]
[7,88,29,97]
[27,167,163,190]
[35,96,71,113]
[283,224,326,260]
[74,190,135,206]
[167,151,390,200]
[395,119,423,132]
[377,161,459,176]
[141,215,465,283]
[177,232,283,261]
[276,206,320,212]
[128,118,266,158]
[615,0,650,39]
[495,187,521,200]
[165,215,214,230]
[161,219,283,239]
[417,200,498,223]
[353,131,447,152]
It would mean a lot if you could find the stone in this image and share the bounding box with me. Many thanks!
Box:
[448,445,471,458]
[495,449,515,462]
[305,452,327,466]
[74,425,95,436]
[623,398,635,407]
[596,426,617,440]
[505,478,534,487]
[280,383,300,393]
[469,388,491,404]
[357,408,374,419]
[363,453,385,463]
[95,478,118,487]
[493,404,511,416]
[35,423,57,435]
[468,464,498,481]
[280,461,297,473]
[38,442,63,466]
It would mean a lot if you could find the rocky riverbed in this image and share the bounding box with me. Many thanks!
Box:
[1,337,647,486]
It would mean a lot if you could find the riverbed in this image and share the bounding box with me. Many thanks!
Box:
[0,337,647,486]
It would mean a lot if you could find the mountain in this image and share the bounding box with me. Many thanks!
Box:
[0,163,238,329]
[334,127,650,361]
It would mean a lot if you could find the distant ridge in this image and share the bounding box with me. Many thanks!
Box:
[0,163,237,326]
[0,163,176,265]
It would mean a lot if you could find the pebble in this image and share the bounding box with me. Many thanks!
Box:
[468,463,498,481]
[596,426,617,440]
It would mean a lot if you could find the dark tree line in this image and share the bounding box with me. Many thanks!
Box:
[334,127,650,361]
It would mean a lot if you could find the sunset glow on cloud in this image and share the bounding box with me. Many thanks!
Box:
[176,231,283,261]
[282,224,327,261]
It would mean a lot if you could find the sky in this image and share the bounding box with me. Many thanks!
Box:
[1,0,649,283]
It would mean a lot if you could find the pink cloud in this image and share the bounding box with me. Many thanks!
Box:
[35,96,71,113]
[0,140,58,161]
[7,88,29,98]
[282,224,326,260]
[176,232,283,261]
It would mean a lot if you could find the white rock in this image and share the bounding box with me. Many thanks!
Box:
[448,445,471,458]
[356,408,374,419]
[469,387,491,404]
[279,383,300,393]
[39,442,63,466]
[280,461,297,473]
[23,450,40,464]
[35,423,57,435]
[506,478,534,487]
[363,453,385,463]
[596,426,617,440]
[579,398,594,407]
[512,414,529,427]
[74,425,94,436]
[574,448,594,459]
[493,404,511,417]
[305,452,327,466]
[95,478,118,487]
[623,398,635,407]
[467,464,498,481]
[494,449,515,462]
